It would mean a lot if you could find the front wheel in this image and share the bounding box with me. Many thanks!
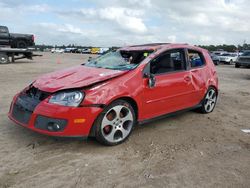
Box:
[198,87,218,114]
[235,63,240,68]
[94,100,136,146]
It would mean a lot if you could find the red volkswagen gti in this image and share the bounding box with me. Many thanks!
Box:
[8,43,218,145]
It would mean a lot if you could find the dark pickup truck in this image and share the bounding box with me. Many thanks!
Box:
[0,26,35,48]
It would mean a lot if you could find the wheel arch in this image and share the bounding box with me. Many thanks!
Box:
[115,96,139,120]
[208,85,218,95]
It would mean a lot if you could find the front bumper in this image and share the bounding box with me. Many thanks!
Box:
[236,61,250,66]
[8,94,103,137]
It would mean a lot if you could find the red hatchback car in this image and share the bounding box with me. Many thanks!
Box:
[8,43,218,145]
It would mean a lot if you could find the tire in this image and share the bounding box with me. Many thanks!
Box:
[0,54,10,64]
[94,100,136,146]
[235,63,240,68]
[16,40,27,48]
[197,87,218,114]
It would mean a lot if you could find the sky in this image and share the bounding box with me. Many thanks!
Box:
[0,0,249,46]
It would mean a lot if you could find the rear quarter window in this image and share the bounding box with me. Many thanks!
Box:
[188,49,206,68]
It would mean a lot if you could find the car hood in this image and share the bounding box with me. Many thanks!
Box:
[33,65,128,93]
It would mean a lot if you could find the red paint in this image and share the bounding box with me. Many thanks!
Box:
[8,44,218,137]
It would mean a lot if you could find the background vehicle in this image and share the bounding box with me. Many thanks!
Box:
[0,47,41,64]
[82,48,91,54]
[0,26,35,48]
[235,51,250,68]
[91,47,100,54]
[211,50,228,56]
[8,43,218,145]
[219,53,238,64]
[51,48,64,53]
[99,47,110,54]
[210,53,220,65]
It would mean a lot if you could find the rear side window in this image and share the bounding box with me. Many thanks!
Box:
[188,50,205,68]
[150,49,186,74]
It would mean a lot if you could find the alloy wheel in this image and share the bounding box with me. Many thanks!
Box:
[101,105,134,143]
[204,89,217,113]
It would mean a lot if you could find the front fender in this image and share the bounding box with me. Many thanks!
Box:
[81,72,144,118]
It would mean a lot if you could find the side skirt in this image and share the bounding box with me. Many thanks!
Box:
[138,104,202,125]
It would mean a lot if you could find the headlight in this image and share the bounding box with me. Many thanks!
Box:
[49,91,84,107]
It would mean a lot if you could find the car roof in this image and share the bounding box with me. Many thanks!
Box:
[119,43,205,52]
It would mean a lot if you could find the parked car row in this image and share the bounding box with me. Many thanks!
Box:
[210,50,250,68]
[51,47,110,54]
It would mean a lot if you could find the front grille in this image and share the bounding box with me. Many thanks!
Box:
[25,86,50,101]
[239,58,250,63]
[11,86,51,125]
[12,103,32,125]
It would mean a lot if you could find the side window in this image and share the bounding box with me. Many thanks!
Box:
[0,27,8,33]
[150,49,186,74]
[188,50,205,68]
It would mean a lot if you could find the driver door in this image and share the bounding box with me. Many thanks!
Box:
[141,49,199,120]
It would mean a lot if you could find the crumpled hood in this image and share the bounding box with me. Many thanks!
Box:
[33,65,127,92]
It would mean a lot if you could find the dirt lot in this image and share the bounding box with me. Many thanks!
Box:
[0,53,250,188]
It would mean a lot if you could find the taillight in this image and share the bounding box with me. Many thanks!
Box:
[32,35,35,42]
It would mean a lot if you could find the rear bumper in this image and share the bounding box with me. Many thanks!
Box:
[8,94,103,137]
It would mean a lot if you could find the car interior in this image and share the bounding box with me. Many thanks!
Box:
[188,50,205,68]
[150,49,186,74]
[121,50,152,65]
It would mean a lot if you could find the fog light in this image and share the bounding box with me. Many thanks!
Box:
[47,122,62,132]
[35,115,67,132]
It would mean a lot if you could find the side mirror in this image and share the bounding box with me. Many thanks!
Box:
[143,73,156,88]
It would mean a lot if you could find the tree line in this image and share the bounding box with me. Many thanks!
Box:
[35,43,250,52]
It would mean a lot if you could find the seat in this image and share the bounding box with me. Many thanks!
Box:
[155,54,174,74]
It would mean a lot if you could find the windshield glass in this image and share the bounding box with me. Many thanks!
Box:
[221,53,230,56]
[242,51,250,56]
[85,50,152,70]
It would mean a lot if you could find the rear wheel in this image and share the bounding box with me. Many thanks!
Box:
[198,87,217,114]
[94,100,136,146]
[16,40,27,48]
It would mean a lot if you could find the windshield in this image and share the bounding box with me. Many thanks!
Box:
[85,50,152,70]
[221,53,231,56]
[242,51,250,56]
[221,53,237,57]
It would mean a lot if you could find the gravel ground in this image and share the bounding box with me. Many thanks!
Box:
[0,52,250,188]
